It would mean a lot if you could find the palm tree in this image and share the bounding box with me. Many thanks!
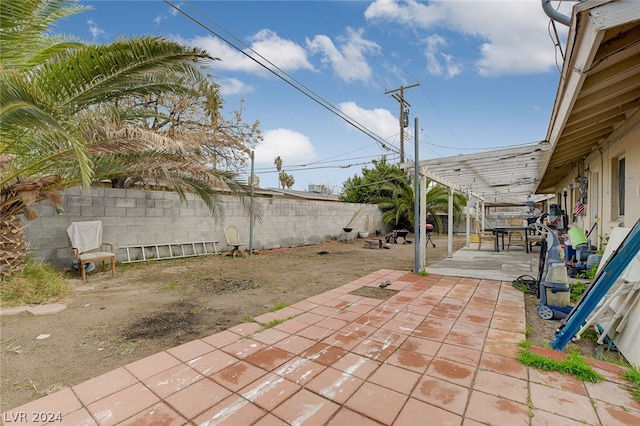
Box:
[340,156,404,203]
[375,179,466,233]
[278,171,294,190]
[274,156,283,188]
[0,0,247,276]
[283,172,295,189]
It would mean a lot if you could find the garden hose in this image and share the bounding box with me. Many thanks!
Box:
[512,274,538,294]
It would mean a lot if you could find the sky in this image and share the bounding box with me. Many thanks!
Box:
[55,0,573,192]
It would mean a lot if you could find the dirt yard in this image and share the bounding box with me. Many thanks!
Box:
[0,234,622,411]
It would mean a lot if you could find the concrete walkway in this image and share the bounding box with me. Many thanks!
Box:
[3,260,638,425]
[426,243,540,283]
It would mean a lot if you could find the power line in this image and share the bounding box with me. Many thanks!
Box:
[251,160,381,174]
[420,127,543,151]
[252,153,388,172]
[308,1,389,91]
[165,0,400,155]
[312,0,467,153]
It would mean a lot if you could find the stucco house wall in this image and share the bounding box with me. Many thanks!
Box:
[551,127,640,246]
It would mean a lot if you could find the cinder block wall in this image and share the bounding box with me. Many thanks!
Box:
[24,187,384,269]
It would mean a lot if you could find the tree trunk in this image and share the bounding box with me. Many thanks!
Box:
[0,214,28,278]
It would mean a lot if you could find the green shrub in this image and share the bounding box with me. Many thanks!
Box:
[0,260,73,306]
[518,347,603,382]
[623,368,640,402]
[569,281,587,302]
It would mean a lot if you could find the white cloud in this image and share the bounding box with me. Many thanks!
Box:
[254,129,316,165]
[249,29,315,72]
[184,31,313,76]
[365,0,569,77]
[86,19,105,40]
[153,5,180,27]
[217,77,254,96]
[365,0,446,27]
[424,34,461,78]
[441,53,462,78]
[338,102,398,145]
[306,27,380,83]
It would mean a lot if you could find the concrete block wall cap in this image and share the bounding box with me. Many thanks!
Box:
[0,306,29,316]
[26,304,67,316]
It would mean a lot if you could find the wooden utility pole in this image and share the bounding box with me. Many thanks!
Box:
[385,83,420,162]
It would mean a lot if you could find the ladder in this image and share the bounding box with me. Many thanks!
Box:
[552,219,640,350]
[576,279,640,345]
[120,241,219,263]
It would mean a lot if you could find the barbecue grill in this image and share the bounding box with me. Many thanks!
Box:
[425,224,436,248]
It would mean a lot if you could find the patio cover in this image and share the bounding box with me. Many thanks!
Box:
[402,142,552,204]
[400,142,552,271]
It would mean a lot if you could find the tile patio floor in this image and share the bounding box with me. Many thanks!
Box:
[4,269,639,425]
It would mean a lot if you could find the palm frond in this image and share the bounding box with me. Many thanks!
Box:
[0,0,89,68]
[32,38,217,112]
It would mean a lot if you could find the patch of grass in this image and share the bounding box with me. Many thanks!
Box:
[525,325,532,338]
[244,314,255,323]
[246,282,261,290]
[22,379,66,397]
[570,281,588,302]
[114,339,143,357]
[518,347,603,383]
[159,283,181,291]
[260,318,286,330]
[512,281,529,293]
[580,326,600,343]
[526,395,534,418]
[622,368,640,402]
[0,259,73,307]
[418,270,428,277]
[270,302,289,312]
[250,315,298,336]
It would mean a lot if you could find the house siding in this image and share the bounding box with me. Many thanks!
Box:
[550,126,640,247]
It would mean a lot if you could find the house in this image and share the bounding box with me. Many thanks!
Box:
[537,0,640,367]
[537,0,640,240]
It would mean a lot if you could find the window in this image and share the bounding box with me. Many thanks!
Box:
[611,157,625,218]
[590,171,598,218]
[619,158,625,216]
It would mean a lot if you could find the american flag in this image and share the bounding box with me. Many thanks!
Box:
[574,201,585,215]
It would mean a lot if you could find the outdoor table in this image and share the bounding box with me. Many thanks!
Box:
[486,228,507,252]
[490,226,533,253]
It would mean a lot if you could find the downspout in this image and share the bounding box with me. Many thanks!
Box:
[541,0,571,27]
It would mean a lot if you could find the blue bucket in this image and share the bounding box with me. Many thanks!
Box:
[72,261,95,273]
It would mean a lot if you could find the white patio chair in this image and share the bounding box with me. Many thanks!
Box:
[224,225,245,257]
[67,220,116,281]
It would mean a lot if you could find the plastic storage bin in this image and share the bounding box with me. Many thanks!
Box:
[546,263,569,283]
[545,282,570,307]
[545,263,570,307]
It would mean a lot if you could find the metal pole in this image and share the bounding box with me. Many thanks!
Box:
[249,150,255,256]
[420,175,427,271]
[466,190,471,246]
[414,117,419,274]
[448,187,453,258]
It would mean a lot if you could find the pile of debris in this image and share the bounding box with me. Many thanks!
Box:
[363,239,391,249]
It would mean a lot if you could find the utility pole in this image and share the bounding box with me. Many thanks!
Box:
[385,83,420,163]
